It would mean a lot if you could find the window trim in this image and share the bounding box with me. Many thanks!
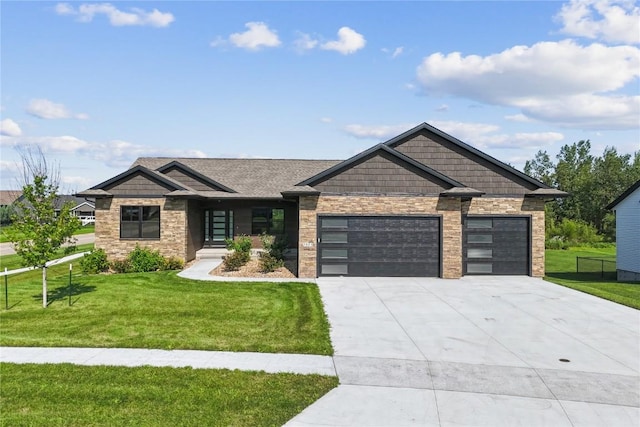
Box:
[120,205,161,239]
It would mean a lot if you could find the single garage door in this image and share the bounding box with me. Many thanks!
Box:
[463,216,530,275]
[317,216,440,277]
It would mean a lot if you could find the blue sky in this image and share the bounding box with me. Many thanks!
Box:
[1,0,638,191]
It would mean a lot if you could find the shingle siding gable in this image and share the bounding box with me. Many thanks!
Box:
[104,172,174,196]
[163,167,225,192]
[313,151,449,194]
[392,132,539,195]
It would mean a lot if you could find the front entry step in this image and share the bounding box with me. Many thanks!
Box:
[196,248,231,259]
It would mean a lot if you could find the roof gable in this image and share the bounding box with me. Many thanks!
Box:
[82,165,188,197]
[385,123,551,195]
[156,161,236,193]
[298,144,471,195]
[606,179,640,210]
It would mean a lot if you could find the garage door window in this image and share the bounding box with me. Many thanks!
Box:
[468,248,493,258]
[468,234,492,244]
[322,232,348,244]
[321,218,348,228]
[322,249,348,259]
[467,263,493,273]
[467,218,492,229]
[321,264,348,275]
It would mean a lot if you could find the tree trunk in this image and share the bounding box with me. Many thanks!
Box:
[42,266,47,308]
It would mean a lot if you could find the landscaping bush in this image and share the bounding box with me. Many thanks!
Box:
[258,252,284,273]
[258,233,288,272]
[223,250,250,271]
[111,259,132,274]
[223,235,252,271]
[162,256,185,271]
[80,248,110,274]
[127,245,165,272]
[225,235,252,254]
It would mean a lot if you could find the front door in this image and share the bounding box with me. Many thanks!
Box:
[204,209,233,246]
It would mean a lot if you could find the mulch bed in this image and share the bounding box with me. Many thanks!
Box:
[210,258,297,279]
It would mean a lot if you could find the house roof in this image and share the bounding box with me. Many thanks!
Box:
[298,144,467,189]
[384,122,555,190]
[0,190,22,206]
[53,195,95,210]
[79,122,566,200]
[606,179,640,210]
[132,158,341,198]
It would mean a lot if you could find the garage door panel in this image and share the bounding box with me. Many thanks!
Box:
[463,216,530,276]
[318,216,440,277]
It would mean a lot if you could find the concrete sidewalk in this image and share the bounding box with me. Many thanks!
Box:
[0,347,336,376]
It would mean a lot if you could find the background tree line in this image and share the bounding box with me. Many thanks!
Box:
[524,140,640,246]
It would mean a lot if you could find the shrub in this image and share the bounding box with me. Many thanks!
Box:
[80,248,110,274]
[545,237,569,250]
[258,252,284,273]
[127,245,165,272]
[225,235,252,254]
[111,259,132,274]
[223,250,250,271]
[546,218,603,248]
[162,256,184,271]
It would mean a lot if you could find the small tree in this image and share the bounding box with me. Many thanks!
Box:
[7,146,81,308]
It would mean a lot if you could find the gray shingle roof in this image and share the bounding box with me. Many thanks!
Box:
[132,158,341,198]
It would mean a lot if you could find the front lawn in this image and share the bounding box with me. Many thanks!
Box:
[545,247,640,310]
[0,223,94,243]
[0,363,337,426]
[0,243,94,271]
[0,263,333,355]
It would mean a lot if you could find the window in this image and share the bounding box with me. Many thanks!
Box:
[251,208,285,235]
[467,218,492,229]
[121,206,160,239]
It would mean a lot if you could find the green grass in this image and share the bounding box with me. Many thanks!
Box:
[0,363,338,426]
[0,223,94,243]
[0,243,94,271]
[0,264,333,355]
[545,247,640,310]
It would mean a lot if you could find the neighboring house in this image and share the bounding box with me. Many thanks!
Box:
[54,196,96,224]
[606,180,640,282]
[0,190,22,208]
[78,123,567,278]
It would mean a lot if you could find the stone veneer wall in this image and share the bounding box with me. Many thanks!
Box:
[95,197,189,261]
[298,195,546,279]
[461,197,546,277]
[298,195,462,279]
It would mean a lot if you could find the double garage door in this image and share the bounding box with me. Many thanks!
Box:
[317,215,530,277]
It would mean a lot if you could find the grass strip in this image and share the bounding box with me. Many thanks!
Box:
[0,363,337,427]
[545,248,640,310]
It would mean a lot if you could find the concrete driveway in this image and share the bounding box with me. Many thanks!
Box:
[286,276,640,426]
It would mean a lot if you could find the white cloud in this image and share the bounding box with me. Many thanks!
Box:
[26,99,89,120]
[429,120,564,149]
[2,135,207,169]
[382,46,404,58]
[556,0,640,44]
[0,119,22,137]
[505,114,534,123]
[321,27,366,55]
[416,40,640,129]
[55,3,174,28]
[320,117,333,123]
[343,123,418,140]
[226,22,281,51]
[435,104,449,112]
[294,32,319,53]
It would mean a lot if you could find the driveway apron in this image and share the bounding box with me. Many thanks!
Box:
[285,276,640,426]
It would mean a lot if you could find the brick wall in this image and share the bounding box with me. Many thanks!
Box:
[95,197,189,261]
[298,195,462,278]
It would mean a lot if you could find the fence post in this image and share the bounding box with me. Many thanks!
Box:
[576,257,579,274]
[4,268,7,310]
